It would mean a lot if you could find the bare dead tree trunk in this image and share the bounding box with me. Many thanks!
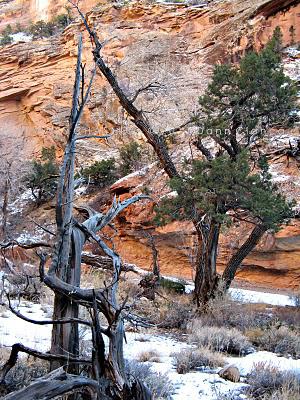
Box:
[193,219,221,306]
[0,32,152,399]
[49,37,85,373]
[222,223,267,289]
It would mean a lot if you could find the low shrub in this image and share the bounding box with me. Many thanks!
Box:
[80,158,117,187]
[119,141,144,175]
[256,325,300,358]
[247,362,300,399]
[27,20,55,39]
[188,321,253,355]
[27,13,72,39]
[198,292,272,332]
[289,287,300,307]
[159,277,186,294]
[173,346,225,374]
[23,145,59,206]
[126,360,173,399]
[273,306,300,329]
[158,299,194,330]
[245,327,265,346]
[138,350,161,363]
[0,33,13,46]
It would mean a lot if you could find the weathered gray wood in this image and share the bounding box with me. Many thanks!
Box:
[2,369,104,400]
[0,343,91,385]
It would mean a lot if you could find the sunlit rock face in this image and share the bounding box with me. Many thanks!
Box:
[0,0,99,28]
[0,0,299,289]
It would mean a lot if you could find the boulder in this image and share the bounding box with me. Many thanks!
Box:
[218,365,240,383]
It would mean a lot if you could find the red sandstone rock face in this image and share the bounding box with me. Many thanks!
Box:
[0,0,299,289]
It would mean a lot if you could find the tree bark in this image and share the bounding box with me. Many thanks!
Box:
[49,37,84,373]
[1,178,9,241]
[193,220,221,306]
[2,369,103,400]
[222,224,267,289]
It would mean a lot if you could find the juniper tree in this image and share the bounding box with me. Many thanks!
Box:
[23,146,59,206]
[71,1,298,306]
[156,28,298,302]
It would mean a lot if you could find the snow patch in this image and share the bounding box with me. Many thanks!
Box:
[11,33,32,43]
[112,163,157,186]
[0,300,52,352]
[160,190,178,200]
[9,189,35,215]
[229,288,295,307]
[227,351,300,377]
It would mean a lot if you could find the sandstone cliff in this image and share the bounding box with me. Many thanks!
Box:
[0,0,299,290]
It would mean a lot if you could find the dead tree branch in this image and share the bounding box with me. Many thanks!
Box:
[0,343,91,385]
[2,368,104,400]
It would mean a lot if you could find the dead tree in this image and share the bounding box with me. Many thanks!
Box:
[0,36,152,399]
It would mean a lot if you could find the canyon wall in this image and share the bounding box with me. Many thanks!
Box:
[0,0,299,289]
[0,0,99,27]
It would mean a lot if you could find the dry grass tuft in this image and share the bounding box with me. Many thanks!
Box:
[188,320,253,355]
[247,362,300,399]
[126,360,173,399]
[173,346,225,374]
[255,325,300,358]
[138,349,161,363]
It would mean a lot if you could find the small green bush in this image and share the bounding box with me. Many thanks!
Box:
[27,20,55,39]
[51,14,71,29]
[0,25,14,46]
[119,141,143,175]
[81,158,117,187]
[159,277,185,294]
[27,13,72,39]
[0,33,13,46]
[14,22,23,33]
[2,24,13,35]
[23,145,59,205]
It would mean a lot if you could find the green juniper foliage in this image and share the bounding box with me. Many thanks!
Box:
[156,28,297,232]
[81,158,117,187]
[119,141,143,175]
[27,13,72,39]
[0,25,13,46]
[155,152,294,231]
[197,27,297,149]
[23,146,59,205]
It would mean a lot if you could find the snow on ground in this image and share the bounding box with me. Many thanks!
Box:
[181,278,296,307]
[111,162,157,187]
[11,33,32,43]
[124,333,247,399]
[8,189,35,215]
[0,300,52,352]
[0,300,299,399]
[227,351,300,377]
[229,287,295,307]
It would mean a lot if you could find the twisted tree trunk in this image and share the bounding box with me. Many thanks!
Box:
[194,220,221,306]
[222,223,267,289]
